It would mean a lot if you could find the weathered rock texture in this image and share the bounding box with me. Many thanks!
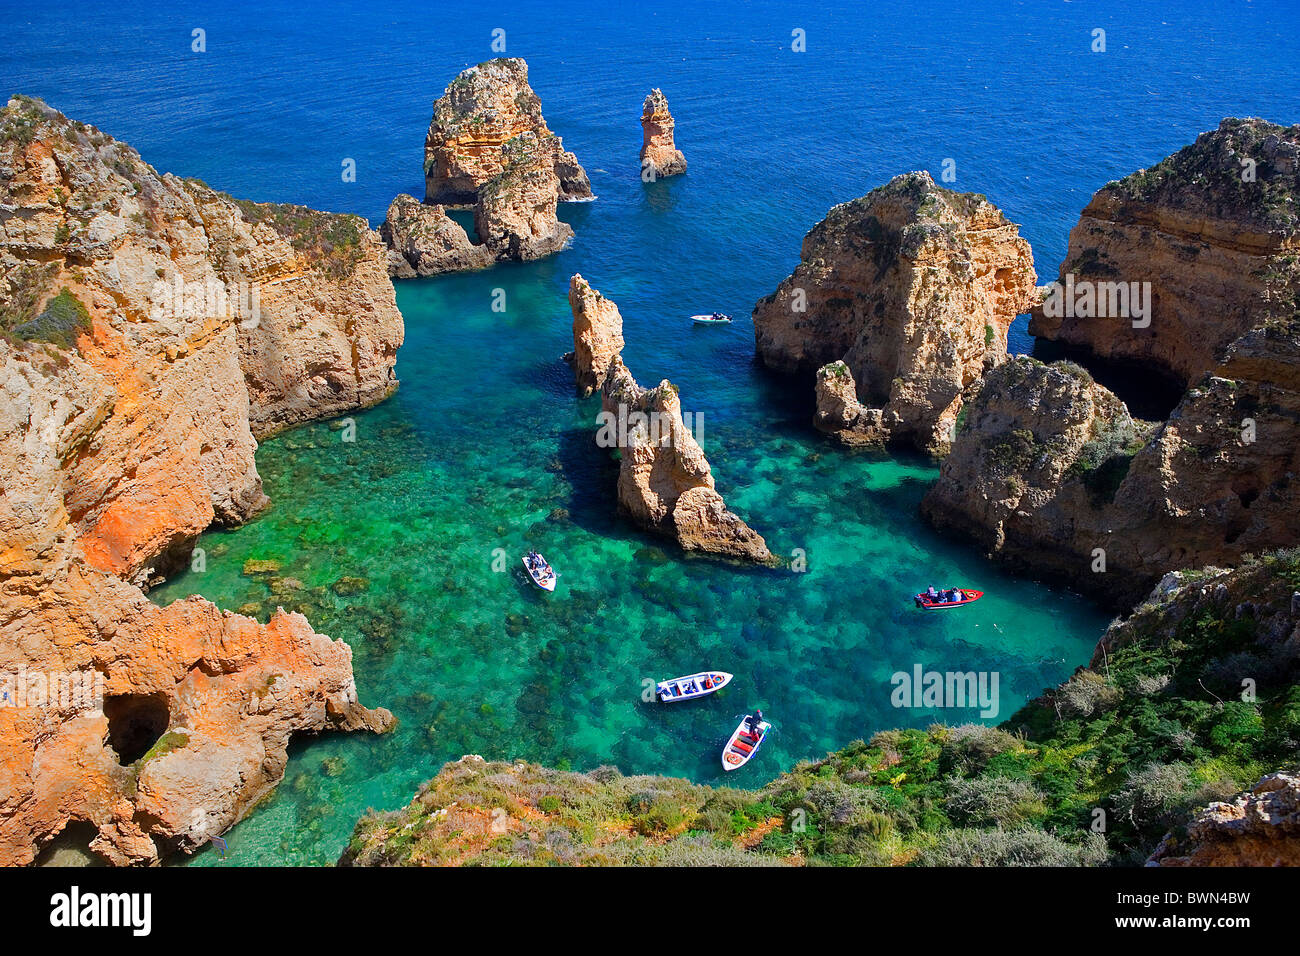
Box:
[564,273,624,397]
[922,339,1300,607]
[1149,771,1300,866]
[389,58,588,273]
[1029,118,1300,386]
[753,172,1037,455]
[640,89,686,179]
[424,58,591,206]
[924,122,1300,605]
[0,96,397,865]
[600,358,772,562]
[380,193,491,277]
[473,131,574,261]
[569,277,770,561]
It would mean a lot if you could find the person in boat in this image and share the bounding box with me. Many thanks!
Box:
[947,588,961,603]
[926,586,939,601]
[746,709,764,739]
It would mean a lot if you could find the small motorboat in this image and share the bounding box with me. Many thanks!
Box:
[721,714,770,771]
[914,588,983,609]
[655,671,733,702]
[523,551,557,592]
[692,312,732,325]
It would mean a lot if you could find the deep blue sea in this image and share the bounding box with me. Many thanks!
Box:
[6,1,1298,865]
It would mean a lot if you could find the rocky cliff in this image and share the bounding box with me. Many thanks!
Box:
[424,58,591,205]
[569,278,770,561]
[0,96,397,865]
[753,172,1037,455]
[640,89,686,179]
[380,193,492,277]
[1029,117,1300,386]
[1149,771,1300,866]
[924,121,1300,604]
[564,273,624,397]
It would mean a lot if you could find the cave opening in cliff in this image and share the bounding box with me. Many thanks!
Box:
[104,693,171,765]
[34,821,108,867]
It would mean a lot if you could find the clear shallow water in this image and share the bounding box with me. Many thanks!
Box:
[7,0,1297,865]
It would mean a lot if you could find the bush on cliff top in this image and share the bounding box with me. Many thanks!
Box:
[232,198,366,279]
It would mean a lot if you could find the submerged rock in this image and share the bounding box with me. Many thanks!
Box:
[565,273,625,397]
[0,96,395,866]
[424,57,591,205]
[1029,117,1300,386]
[380,194,492,277]
[640,89,686,179]
[753,172,1037,455]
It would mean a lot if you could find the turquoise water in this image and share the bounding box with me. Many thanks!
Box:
[9,0,1296,865]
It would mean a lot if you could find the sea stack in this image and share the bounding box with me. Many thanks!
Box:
[753,172,1037,455]
[640,89,686,179]
[473,130,574,260]
[1029,118,1300,386]
[568,277,771,561]
[0,96,396,866]
[424,58,592,205]
[565,274,625,397]
[380,193,492,277]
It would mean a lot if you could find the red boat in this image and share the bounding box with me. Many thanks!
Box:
[915,588,983,609]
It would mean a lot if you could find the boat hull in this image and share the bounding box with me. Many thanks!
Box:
[722,717,770,771]
[915,588,983,609]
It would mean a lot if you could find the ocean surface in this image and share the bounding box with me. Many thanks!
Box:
[6,0,1298,865]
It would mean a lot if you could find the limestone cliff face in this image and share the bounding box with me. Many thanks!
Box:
[753,172,1037,455]
[380,193,492,278]
[600,358,772,562]
[640,89,686,179]
[473,131,574,261]
[921,336,1300,606]
[424,58,591,205]
[0,97,396,865]
[923,122,1300,604]
[1029,118,1300,386]
[564,273,625,397]
[1149,771,1300,866]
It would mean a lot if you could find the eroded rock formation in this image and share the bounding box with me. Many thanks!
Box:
[567,277,770,561]
[424,58,591,205]
[640,89,686,179]
[1029,117,1300,386]
[385,58,588,273]
[564,273,624,397]
[380,193,492,277]
[0,96,397,865]
[473,131,574,261]
[753,172,1037,455]
[600,358,772,562]
[924,121,1300,604]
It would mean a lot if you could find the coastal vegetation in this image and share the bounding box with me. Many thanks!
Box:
[341,553,1300,866]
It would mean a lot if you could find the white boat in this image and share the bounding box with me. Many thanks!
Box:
[721,715,770,771]
[522,552,557,592]
[691,312,732,325]
[655,671,733,702]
